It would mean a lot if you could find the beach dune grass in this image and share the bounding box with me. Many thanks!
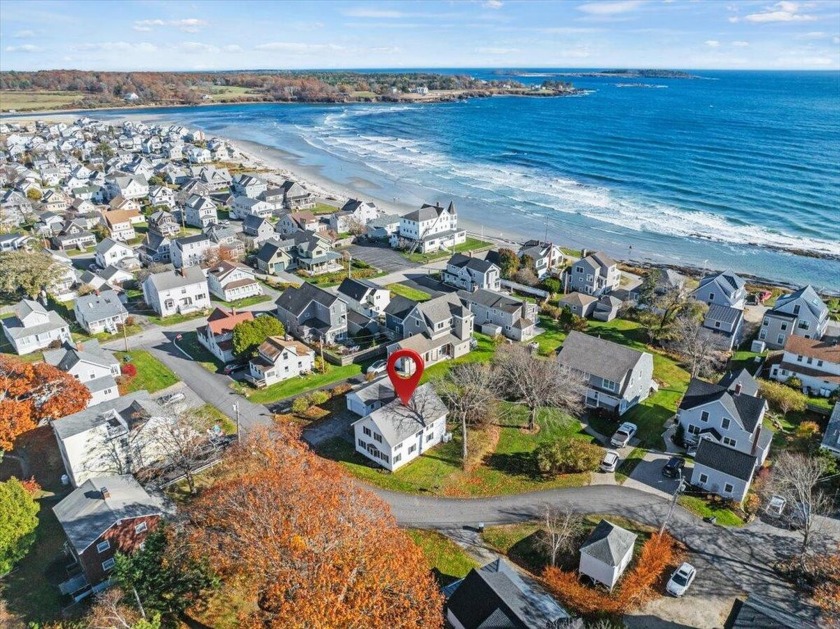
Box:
[0,90,85,111]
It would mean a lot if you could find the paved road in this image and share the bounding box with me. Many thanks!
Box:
[375,484,821,623]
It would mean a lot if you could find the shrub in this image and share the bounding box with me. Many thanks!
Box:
[541,304,562,320]
[47,339,62,349]
[291,396,310,415]
[534,438,602,475]
[786,376,803,390]
[308,390,330,406]
[331,383,352,396]
[313,356,327,374]
[124,315,136,326]
[121,363,137,378]
[542,278,562,294]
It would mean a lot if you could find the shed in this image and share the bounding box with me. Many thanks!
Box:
[578,519,637,590]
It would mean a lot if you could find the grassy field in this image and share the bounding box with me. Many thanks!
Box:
[210,294,272,309]
[145,308,211,327]
[0,90,85,111]
[247,363,362,404]
[421,333,497,382]
[402,237,492,264]
[386,282,431,302]
[311,202,339,214]
[177,331,223,373]
[114,349,179,393]
[316,404,596,497]
[678,495,745,527]
[194,403,237,435]
[405,530,478,585]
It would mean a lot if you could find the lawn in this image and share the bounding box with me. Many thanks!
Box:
[421,333,497,382]
[114,349,179,393]
[316,404,596,497]
[386,282,431,302]
[194,403,237,435]
[311,202,339,215]
[246,363,362,404]
[145,308,211,327]
[615,447,645,484]
[176,331,223,373]
[0,90,85,111]
[531,316,568,356]
[402,237,492,265]
[405,530,478,585]
[678,495,745,527]
[211,294,272,309]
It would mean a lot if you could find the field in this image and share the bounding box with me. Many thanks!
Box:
[386,283,431,302]
[246,363,362,404]
[0,90,85,111]
[114,349,179,394]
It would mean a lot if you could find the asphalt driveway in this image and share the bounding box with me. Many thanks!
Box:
[623,452,684,499]
[348,242,415,273]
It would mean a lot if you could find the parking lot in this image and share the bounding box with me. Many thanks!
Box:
[348,242,416,273]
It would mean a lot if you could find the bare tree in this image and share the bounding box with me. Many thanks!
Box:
[84,413,155,479]
[495,344,586,430]
[148,408,215,494]
[769,452,833,553]
[436,362,499,470]
[670,311,721,378]
[86,587,147,629]
[539,504,583,567]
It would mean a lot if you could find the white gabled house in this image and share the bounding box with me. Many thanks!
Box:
[390,201,466,254]
[95,238,135,269]
[351,383,448,472]
[770,335,840,397]
[183,194,218,229]
[247,336,315,387]
[1,299,71,355]
[336,278,391,318]
[579,520,637,591]
[141,267,210,318]
[346,379,397,417]
[206,261,262,302]
[74,290,129,335]
[759,285,829,350]
[692,270,747,310]
[43,340,121,407]
[442,253,501,292]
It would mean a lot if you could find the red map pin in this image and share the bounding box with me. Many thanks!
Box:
[386,348,425,406]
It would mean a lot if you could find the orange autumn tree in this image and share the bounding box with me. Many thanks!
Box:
[0,355,91,451]
[187,426,444,629]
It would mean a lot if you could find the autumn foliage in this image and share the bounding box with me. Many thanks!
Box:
[542,532,678,616]
[120,363,137,378]
[186,425,444,628]
[0,355,91,451]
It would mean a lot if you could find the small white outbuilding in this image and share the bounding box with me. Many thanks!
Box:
[578,519,637,591]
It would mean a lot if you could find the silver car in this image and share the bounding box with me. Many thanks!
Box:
[610,422,637,448]
[600,450,620,472]
[666,562,696,597]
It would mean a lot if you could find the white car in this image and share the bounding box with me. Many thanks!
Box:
[610,422,638,448]
[666,562,696,597]
[600,450,620,472]
[366,359,387,375]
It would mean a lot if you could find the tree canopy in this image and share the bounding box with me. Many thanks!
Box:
[231,316,285,358]
[0,477,40,575]
[0,355,91,451]
[0,251,65,300]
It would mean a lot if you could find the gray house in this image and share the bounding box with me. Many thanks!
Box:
[457,288,539,341]
[2,299,71,355]
[558,292,598,319]
[568,251,621,296]
[759,285,829,350]
[556,331,654,415]
[275,282,347,344]
[337,278,391,318]
[518,240,566,279]
[692,270,747,310]
[74,290,129,335]
[702,304,744,350]
[691,438,757,502]
[442,254,501,292]
[821,402,840,458]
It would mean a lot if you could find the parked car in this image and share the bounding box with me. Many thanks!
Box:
[600,450,620,473]
[666,563,696,597]
[223,363,246,375]
[158,391,185,406]
[367,359,387,376]
[766,495,787,519]
[662,456,685,478]
[610,422,637,448]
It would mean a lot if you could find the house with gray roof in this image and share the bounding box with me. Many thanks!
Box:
[242,214,276,248]
[724,595,818,629]
[518,240,566,279]
[445,558,570,629]
[53,474,163,595]
[74,290,129,334]
[1,298,71,354]
[365,213,401,240]
[702,303,745,350]
[579,519,637,591]
[567,251,621,296]
[44,340,120,407]
[94,237,135,269]
[692,270,747,310]
[820,402,840,458]
[759,285,829,349]
[141,267,210,317]
[442,253,501,292]
[556,331,654,415]
[458,288,539,341]
[558,292,598,319]
[275,281,347,344]
[170,233,218,269]
[593,295,622,322]
[346,379,397,417]
[337,277,391,318]
[329,198,379,233]
[51,391,170,487]
[691,438,759,502]
[255,232,340,276]
[391,201,466,254]
[351,383,447,471]
[183,194,218,229]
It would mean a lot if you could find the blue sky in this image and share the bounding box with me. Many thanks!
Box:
[1,0,839,71]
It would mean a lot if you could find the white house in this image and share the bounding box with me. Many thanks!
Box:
[770,335,840,397]
[1,299,71,355]
[43,340,121,407]
[94,238,135,269]
[457,288,540,342]
[691,439,759,502]
[579,520,637,591]
[206,261,262,302]
[247,336,315,387]
[442,253,501,292]
[336,278,391,318]
[390,202,466,254]
[170,234,218,269]
[141,267,210,318]
[692,270,747,310]
[346,379,397,417]
[102,210,141,242]
[329,199,379,233]
[186,146,211,164]
[351,383,448,472]
[230,196,273,220]
[759,285,829,350]
[196,308,255,364]
[230,173,267,198]
[518,240,566,279]
[104,173,148,201]
[183,194,218,229]
[74,291,129,335]
[567,251,621,297]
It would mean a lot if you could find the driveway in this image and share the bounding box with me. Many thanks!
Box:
[623,452,683,500]
[348,242,415,273]
[302,408,356,447]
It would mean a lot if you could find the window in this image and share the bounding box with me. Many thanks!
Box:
[96,540,110,554]
[723,437,737,447]
[426,432,433,443]
[807,357,813,365]
[358,439,365,448]
[135,522,147,534]
[363,427,371,437]
[759,330,767,340]
[780,323,788,331]
[408,444,417,454]
[700,411,709,423]
[724,483,734,494]
[102,558,116,571]
[687,424,699,435]
[762,319,768,326]
[699,473,708,484]
[708,293,714,301]
[818,360,823,367]
[714,321,721,329]
[394,454,402,463]
[602,380,617,393]
[380,454,389,463]
[793,304,800,315]
[575,266,583,273]
[373,433,382,443]
[799,320,810,330]
[722,418,731,430]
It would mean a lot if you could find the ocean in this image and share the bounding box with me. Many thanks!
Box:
[103,69,840,289]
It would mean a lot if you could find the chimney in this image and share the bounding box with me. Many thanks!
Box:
[751,427,760,456]
[101,487,110,499]
[734,382,742,395]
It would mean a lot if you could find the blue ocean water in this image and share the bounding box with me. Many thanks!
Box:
[105,70,840,289]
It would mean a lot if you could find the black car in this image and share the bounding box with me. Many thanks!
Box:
[662,456,685,478]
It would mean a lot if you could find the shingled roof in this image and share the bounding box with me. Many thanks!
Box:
[580,519,637,567]
[680,370,766,433]
[694,439,757,482]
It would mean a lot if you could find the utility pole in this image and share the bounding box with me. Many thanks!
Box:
[122,319,128,352]
[232,401,240,443]
[132,587,146,620]
[660,472,685,536]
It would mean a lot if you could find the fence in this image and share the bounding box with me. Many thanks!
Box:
[500,279,550,300]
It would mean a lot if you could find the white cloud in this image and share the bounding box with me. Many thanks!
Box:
[133,18,208,33]
[178,42,218,54]
[732,40,750,47]
[255,42,343,53]
[795,31,828,39]
[13,29,36,38]
[705,40,720,47]
[577,1,645,16]
[475,46,519,54]
[4,44,41,53]
[744,1,816,23]
[72,41,157,53]
[223,44,243,52]
[834,36,840,44]
[341,8,405,18]
[483,0,504,8]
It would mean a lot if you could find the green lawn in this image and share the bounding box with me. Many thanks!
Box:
[211,294,272,309]
[482,523,546,572]
[402,237,492,264]
[386,282,431,302]
[615,447,645,484]
[421,333,497,382]
[316,404,596,497]
[247,363,362,404]
[177,331,224,373]
[194,403,237,435]
[114,349,179,393]
[678,495,745,527]
[311,202,339,215]
[406,530,478,585]
[145,309,211,327]
[531,316,568,355]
